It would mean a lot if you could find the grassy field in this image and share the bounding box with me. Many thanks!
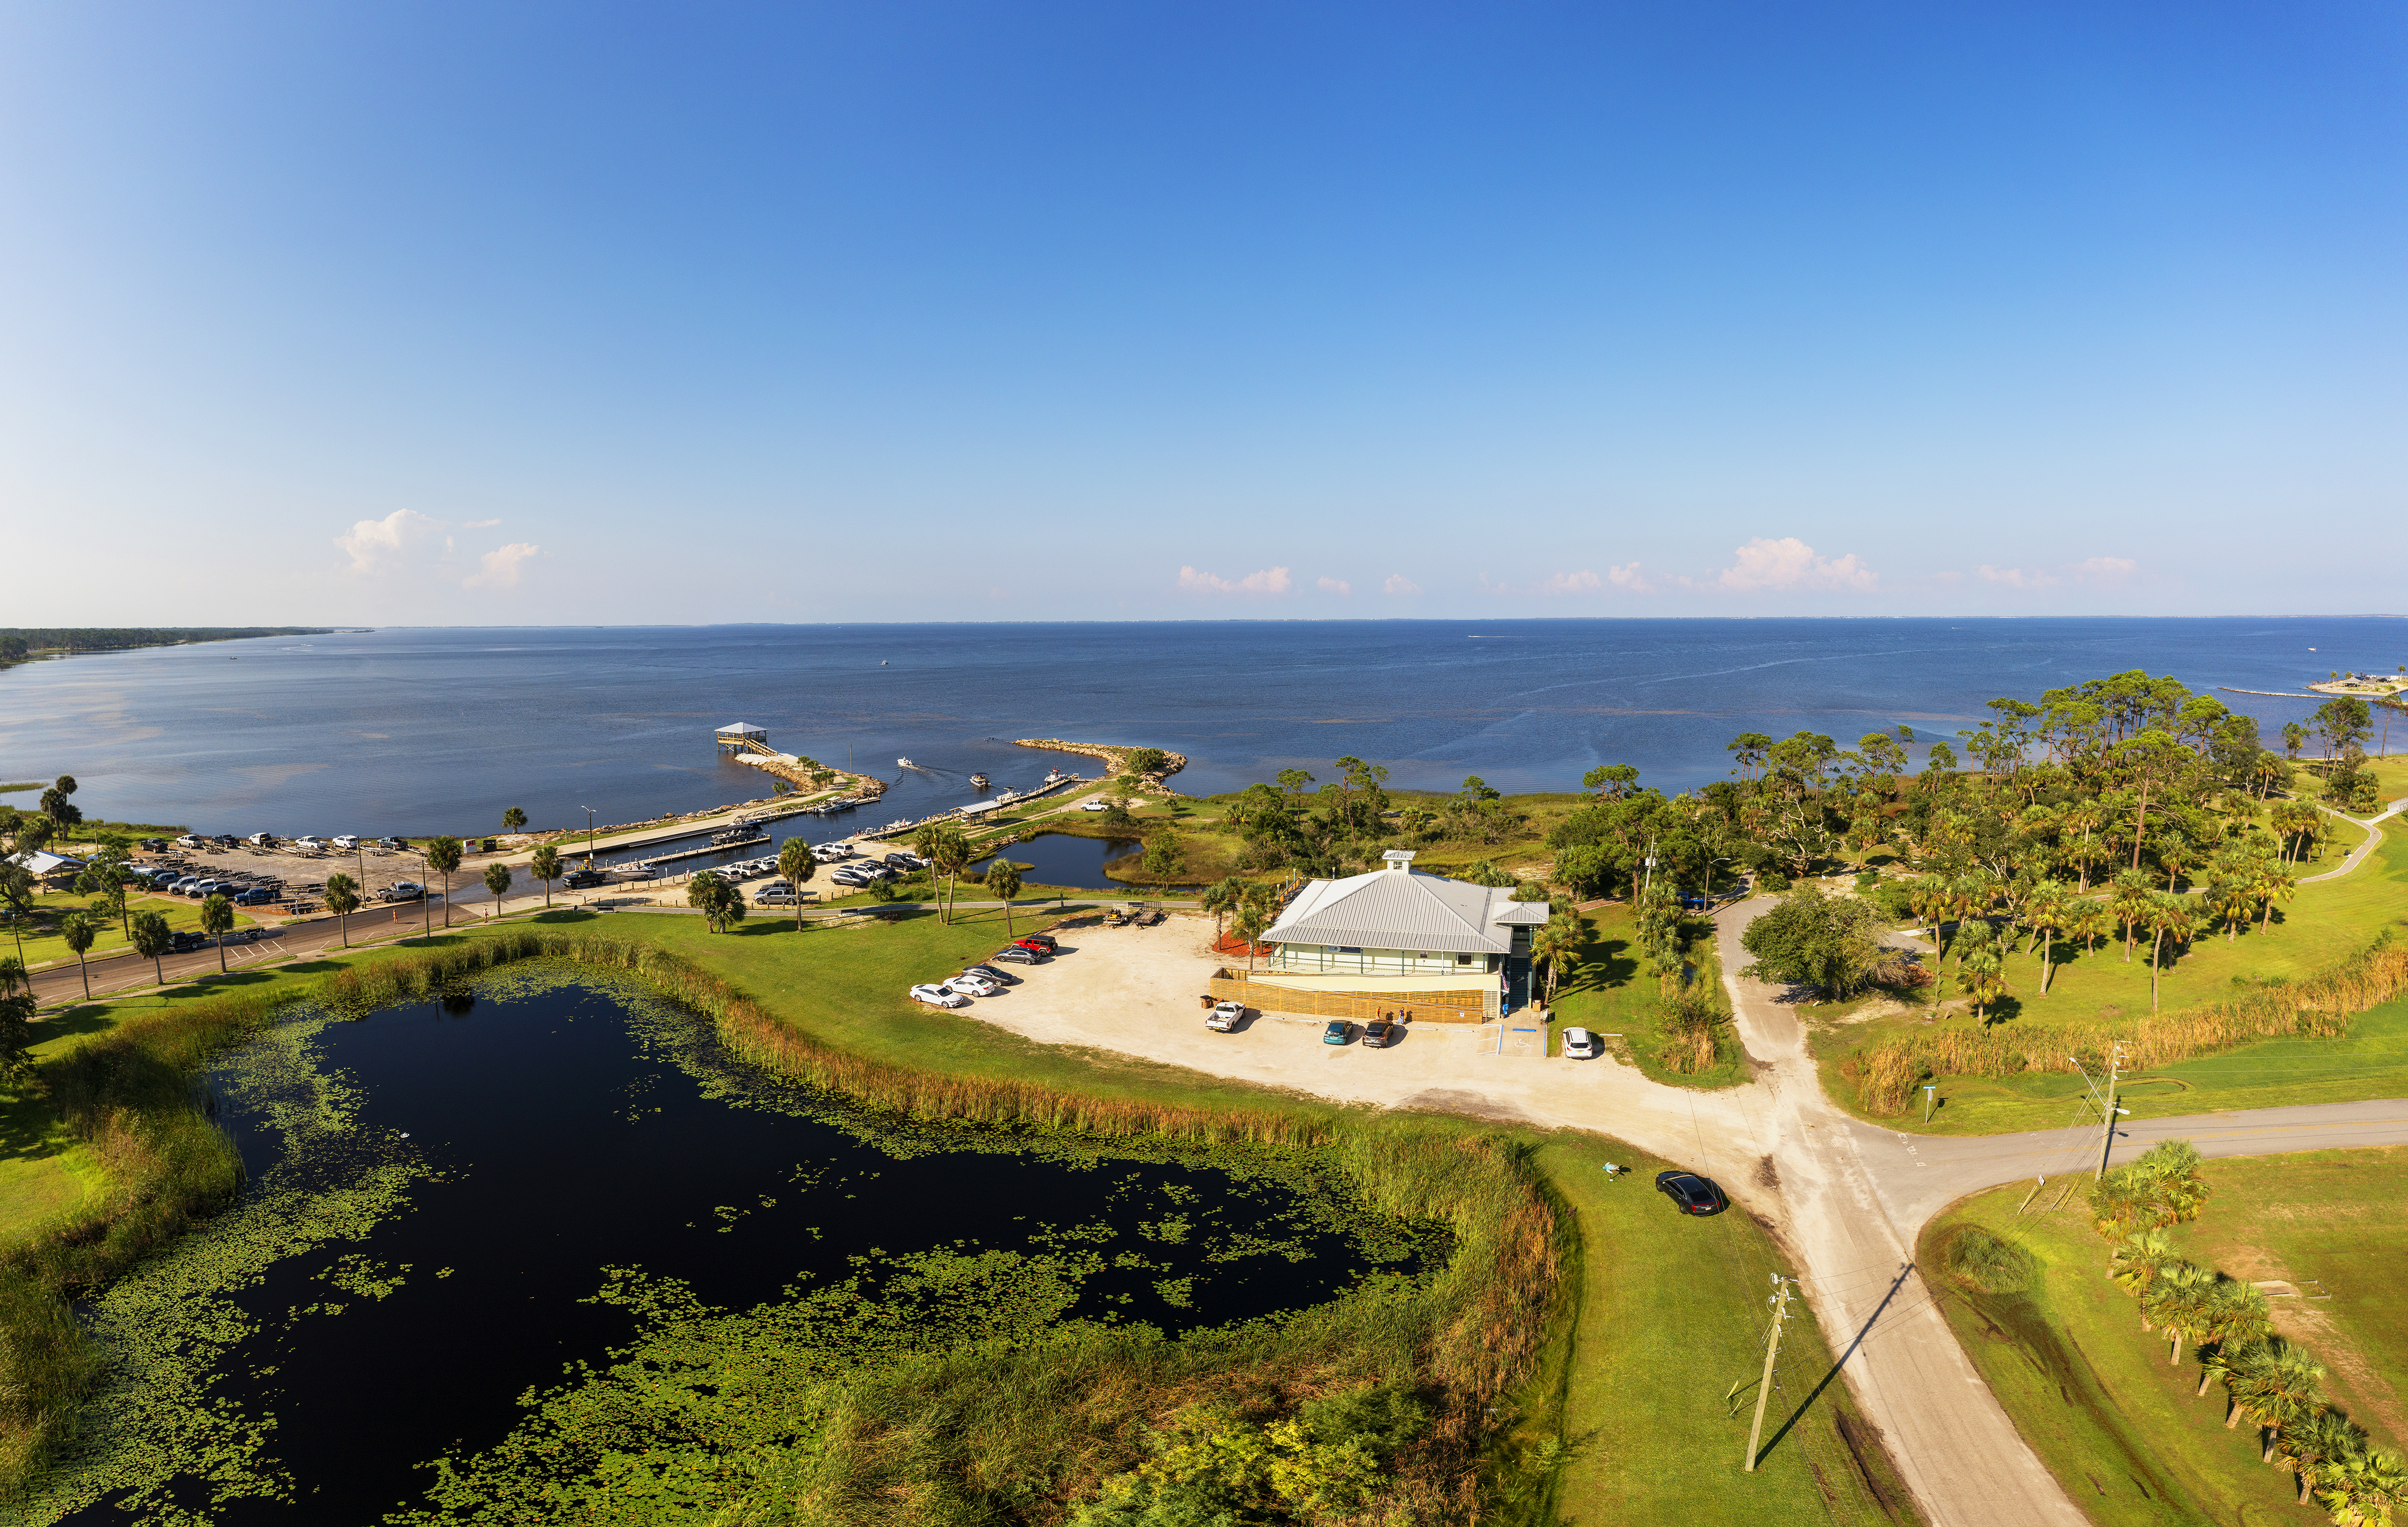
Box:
[4,890,269,973]
[1920,1149,2408,1525]
[1532,1131,1920,1525]
[1547,906,1744,1085]
[1810,821,2408,1134]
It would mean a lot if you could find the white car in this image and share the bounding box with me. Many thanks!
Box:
[1207,1000,1245,1032]
[756,885,798,903]
[909,984,968,1009]
[947,973,1000,997]
[293,835,328,852]
[1561,1027,1599,1060]
[1080,800,1110,811]
[332,835,361,851]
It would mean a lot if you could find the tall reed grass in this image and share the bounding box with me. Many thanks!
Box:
[0,929,1523,1506]
[1845,941,2408,1114]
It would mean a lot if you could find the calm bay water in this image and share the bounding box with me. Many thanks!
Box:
[0,619,2395,838]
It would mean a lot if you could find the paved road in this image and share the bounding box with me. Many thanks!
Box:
[2300,795,2405,882]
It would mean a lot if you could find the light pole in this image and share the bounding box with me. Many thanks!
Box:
[582,807,597,868]
[418,848,432,945]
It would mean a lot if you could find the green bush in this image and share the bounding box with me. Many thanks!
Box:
[1945,1226,2038,1295]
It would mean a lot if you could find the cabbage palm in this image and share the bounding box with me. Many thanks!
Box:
[2318,1445,2408,1526]
[986,859,1024,937]
[1201,877,1244,940]
[530,845,562,909]
[778,838,817,931]
[2108,1229,2178,1319]
[59,913,96,1000]
[2025,885,2068,995]
[2225,1340,2327,1464]
[2108,871,2152,962]
[324,872,360,946]
[2280,1409,2365,1506]
[2142,893,2196,1012]
[1530,914,1582,1011]
[2250,859,2295,936]
[199,893,235,973]
[427,836,463,928]
[2140,1263,2218,1363]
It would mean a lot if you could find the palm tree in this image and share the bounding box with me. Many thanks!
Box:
[199,893,235,974]
[778,838,817,931]
[2108,1229,2178,1319]
[2154,834,2195,893]
[427,836,463,929]
[2069,897,2110,958]
[59,912,96,1000]
[2280,1409,2365,1506]
[2108,872,2152,962]
[324,872,360,946]
[2251,858,2295,937]
[502,807,528,833]
[2140,1263,2219,1364]
[1961,941,2008,1026]
[986,859,1023,937]
[1231,885,1278,974]
[2193,1288,2272,1395]
[1906,877,1953,1000]
[483,862,513,915]
[933,825,973,924]
[1530,914,1582,1011]
[130,909,172,985]
[2026,887,2068,996]
[2317,1445,2408,1525]
[2226,1340,2327,1464]
[2062,800,2105,892]
[2142,893,2196,1013]
[2133,1138,2212,1222]
[1201,877,1243,943]
[688,871,730,932]
[530,845,562,909]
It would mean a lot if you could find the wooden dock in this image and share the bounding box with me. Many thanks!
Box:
[628,834,769,868]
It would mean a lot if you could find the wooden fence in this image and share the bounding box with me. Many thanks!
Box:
[1208,970,1495,1024]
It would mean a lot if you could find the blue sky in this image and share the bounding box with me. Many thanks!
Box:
[2,2,2399,624]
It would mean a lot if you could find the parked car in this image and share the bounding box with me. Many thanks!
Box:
[988,946,1043,965]
[214,835,239,848]
[1080,800,1110,811]
[562,868,608,889]
[332,835,361,851]
[174,834,207,849]
[883,853,923,870]
[962,964,1019,985]
[381,882,426,902]
[756,885,798,904]
[1017,933,1060,953]
[1654,1171,1727,1216]
[1361,1020,1396,1049]
[219,928,264,945]
[1561,1027,1599,1060]
[293,836,327,851]
[243,832,277,848]
[169,930,207,952]
[234,888,278,907]
[139,837,169,852]
[383,836,409,850]
[947,973,1000,997]
[909,984,968,1009]
[1322,1021,1352,1045]
[1206,1000,1245,1032]
[829,869,872,887]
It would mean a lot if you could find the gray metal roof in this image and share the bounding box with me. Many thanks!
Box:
[1264,866,1548,955]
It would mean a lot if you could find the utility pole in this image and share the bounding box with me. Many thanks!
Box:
[2096,1040,2125,1179]
[582,806,597,868]
[1744,1275,1795,1472]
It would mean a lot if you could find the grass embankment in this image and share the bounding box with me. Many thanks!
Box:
[1920,1148,2408,1524]
[0,906,1912,1520]
[1546,907,1742,1085]
[1817,823,2408,1134]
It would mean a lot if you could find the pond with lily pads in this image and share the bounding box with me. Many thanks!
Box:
[31,969,1421,1525]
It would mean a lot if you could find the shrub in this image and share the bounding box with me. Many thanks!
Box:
[1945,1227,2038,1295]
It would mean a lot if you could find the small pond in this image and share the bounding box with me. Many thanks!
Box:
[35,971,1412,1524]
[974,833,1183,892]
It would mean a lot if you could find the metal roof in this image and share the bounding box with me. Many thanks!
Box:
[1264,865,1548,955]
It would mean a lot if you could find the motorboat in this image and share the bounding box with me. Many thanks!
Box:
[896,757,916,769]
[969,773,990,788]
[1042,769,1071,786]
[710,827,759,848]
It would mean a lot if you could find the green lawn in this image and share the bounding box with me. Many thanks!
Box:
[1920,1150,2408,1525]
[1531,1133,1921,1525]
[1548,906,1742,1085]
[4,891,269,973]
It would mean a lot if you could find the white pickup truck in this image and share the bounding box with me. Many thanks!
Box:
[1206,1000,1245,1032]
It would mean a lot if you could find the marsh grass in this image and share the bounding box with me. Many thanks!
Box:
[0,930,1553,1520]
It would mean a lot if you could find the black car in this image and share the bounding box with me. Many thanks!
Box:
[233,888,278,906]
[168,931,207,952]
[1655,1171,1727,1216]
[962,964,1020,985]
[1361,1020,1396,1049]
[139,838,168,852]
[563,868,608,889]
[988,946,1043,965]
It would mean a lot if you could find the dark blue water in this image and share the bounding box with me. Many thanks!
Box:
[0,619,2396,837]
[59,978,1391,1524]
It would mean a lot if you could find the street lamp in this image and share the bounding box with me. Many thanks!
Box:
[581,807,597,868]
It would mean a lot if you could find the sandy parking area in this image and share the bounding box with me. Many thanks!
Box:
[967,913,1749,1148]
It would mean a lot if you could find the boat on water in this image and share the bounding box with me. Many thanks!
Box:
[897,757,915,769]
[969,773,990,788]
[710,827,761,848]
[1042,769,1072,786]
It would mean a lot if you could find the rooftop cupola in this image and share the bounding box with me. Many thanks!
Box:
[1382,850,1416,873]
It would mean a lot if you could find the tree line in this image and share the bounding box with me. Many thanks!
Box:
[0,628,331,667]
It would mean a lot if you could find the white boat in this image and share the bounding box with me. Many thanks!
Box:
[969,773,990,788]
[897,757,915,769]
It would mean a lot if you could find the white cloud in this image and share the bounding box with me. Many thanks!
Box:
[1383,574,1421,596]
[466,542,541,590]
[334,508,444,573]
[461,518,502,529]
[1178,565,1292,596]
[2071,556,2138,584]
[1607,563,1651,592]
[1695,537,1878,594]
[1537,570,1603,596]
[1977,565,2058,589]
[1316,576,1352,596]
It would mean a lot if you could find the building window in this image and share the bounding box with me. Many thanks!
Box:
[1456,954,1473,965]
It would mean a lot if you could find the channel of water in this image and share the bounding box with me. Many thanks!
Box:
[36,971,1409,1525]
